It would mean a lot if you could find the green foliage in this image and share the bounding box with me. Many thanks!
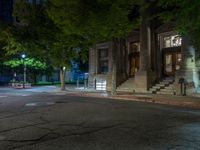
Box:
[157,0,200,51]
[0,26,25,56]
[13,0,58,59]
[48,0,139,42]
[11,0,90,71]
[4,58,47,70]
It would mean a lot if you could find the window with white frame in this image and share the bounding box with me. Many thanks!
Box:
[163,35,182,48]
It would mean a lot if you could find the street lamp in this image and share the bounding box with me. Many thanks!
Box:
[21,54,26,88]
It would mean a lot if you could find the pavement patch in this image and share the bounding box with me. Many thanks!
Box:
[0,96,8,98]
[21,94,30,97]
[54,93,68,95]
[25,102,55,107]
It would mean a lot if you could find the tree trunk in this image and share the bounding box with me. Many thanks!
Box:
[34,73,37,85]
[60,68,65,91]
[111,38,118,96]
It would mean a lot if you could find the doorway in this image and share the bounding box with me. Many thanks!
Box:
[162,48,182,77]
[129,52,140,77]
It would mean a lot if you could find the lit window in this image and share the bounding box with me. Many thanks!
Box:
[163,35,182,48]
[98,49,109,74]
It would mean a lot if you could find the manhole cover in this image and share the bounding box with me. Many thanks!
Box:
[25,102,55,107]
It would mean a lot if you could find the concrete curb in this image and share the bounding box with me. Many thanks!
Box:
[66,92,200,109]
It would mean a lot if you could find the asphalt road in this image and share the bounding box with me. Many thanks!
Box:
[0,93,200,150]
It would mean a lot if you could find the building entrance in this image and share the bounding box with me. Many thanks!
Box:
[129,52,140,77]
[162,48,182,77]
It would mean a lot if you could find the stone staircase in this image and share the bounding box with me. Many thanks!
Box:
[148,77,175,95]
[116,78,135,93]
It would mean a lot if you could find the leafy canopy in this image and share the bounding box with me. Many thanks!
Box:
[4,58,47,70]
[157,0,200,51]
[48,0,139,42]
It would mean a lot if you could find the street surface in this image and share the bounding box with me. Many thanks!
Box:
[0,88,200,150]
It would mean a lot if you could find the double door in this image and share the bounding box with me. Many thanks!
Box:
[163,49,182,76]
[129,52,140,77]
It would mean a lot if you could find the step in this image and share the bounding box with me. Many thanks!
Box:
[160,89,173,92]
[157,91,174,95]
[149,90,158,94]
[152,86,161,90]
[162,80,174,83]
[160,80,171,83]
[154,84,166,88]
[158,82,170,86]
[118,83,134,86]
[165,86,173,90]
[157,82,169,85]
[149,88,157,92]
[116,89,135,93]
[146,91,155,94]
[118,86,135,89]
[164,78,174,81]
[117,86,134,89]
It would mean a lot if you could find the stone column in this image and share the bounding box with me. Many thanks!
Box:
[139,19,149,71]
[175,37,199,95]
[134,19,155,93]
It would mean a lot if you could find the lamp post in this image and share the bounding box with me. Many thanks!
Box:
[21,54,26,88]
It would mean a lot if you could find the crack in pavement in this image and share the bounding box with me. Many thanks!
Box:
[65,123,122,136]
[39,116,51,124]
[0,122,48,134]
[167,144,198,150]
[0,111,39,120]
[6,123,122,150]
[7,132,61,150]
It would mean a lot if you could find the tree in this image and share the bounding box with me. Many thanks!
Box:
[48,0,139,95]
[156,0,200,56]
[1,0,89,90]
[4,58,47,84]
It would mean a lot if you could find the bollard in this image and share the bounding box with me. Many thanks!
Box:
[179,78,185,96]
[94,79,96,90]
[183,82,187,96]
[77,79,79,87]
[84,79,87,89]
[87,79,89,88]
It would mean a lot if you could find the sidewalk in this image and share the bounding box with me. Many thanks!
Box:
[63,88,200,109]
[1,85,200,109]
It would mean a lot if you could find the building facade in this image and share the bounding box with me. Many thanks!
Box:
[89,22,200,95]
